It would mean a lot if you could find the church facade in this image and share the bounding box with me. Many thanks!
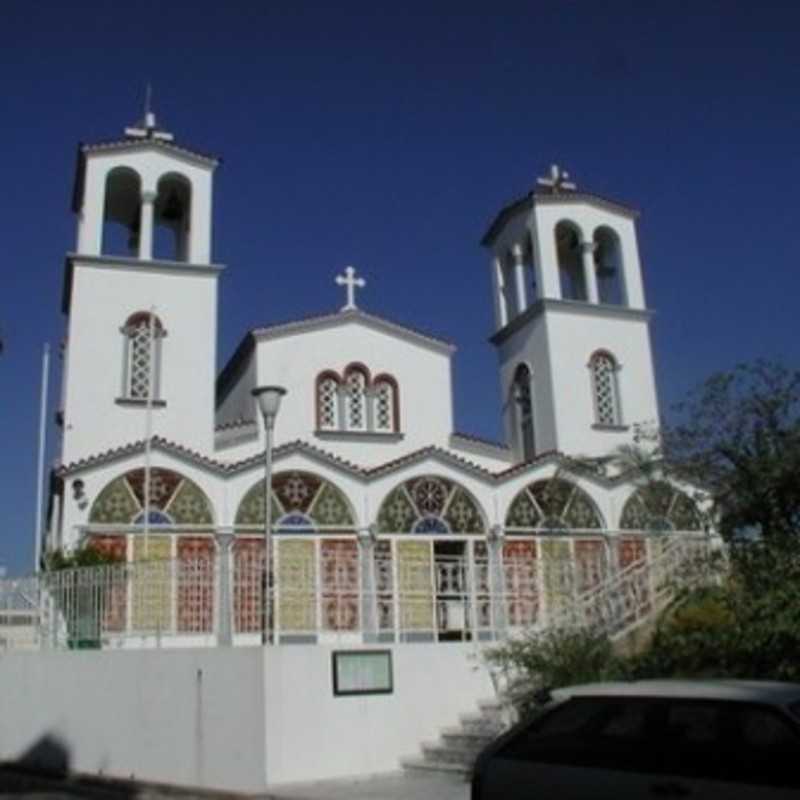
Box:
[46,112,704,644]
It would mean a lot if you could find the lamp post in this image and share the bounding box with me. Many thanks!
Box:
[252,385,287,645]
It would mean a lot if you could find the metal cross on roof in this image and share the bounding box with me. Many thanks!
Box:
[536,163,576,193]
[335,266,366,311]
[125,84,174,142]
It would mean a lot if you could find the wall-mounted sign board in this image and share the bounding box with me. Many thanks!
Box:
[332,650,393,696]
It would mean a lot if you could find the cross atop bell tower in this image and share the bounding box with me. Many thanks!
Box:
[124,85,174,142]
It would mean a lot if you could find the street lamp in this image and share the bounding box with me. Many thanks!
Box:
[252,385,287,644]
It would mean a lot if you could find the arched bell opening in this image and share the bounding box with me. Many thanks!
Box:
[153,173,192,262]
[594,226,627,306]
[555,221,586,301]
[102,167,142,257]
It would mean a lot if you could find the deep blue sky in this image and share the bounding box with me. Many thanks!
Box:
[1,1,798,575]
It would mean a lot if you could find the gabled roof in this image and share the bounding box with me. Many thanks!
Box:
[216,308,455,406]
[251,308,455,353]
[481,187,639,247]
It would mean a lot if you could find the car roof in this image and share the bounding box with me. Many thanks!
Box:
[555,680,800,706]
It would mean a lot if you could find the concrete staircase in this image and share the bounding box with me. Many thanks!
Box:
[401,698,511,777]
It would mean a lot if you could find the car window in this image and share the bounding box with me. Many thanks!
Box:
[497,698,658,774]
[790,701,800,722]
[655,700,800,789]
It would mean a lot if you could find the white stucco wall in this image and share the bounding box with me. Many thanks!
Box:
[263,642,494,785]
[0,643,494,791]
[217,317,456,468]
[61,260,219,466]
[0,648,266,793]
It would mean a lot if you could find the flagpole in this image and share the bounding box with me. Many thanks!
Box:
[34,343,50,573]
[143,308,156,558]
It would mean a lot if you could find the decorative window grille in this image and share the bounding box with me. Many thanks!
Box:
[591,352,620,426]
[374,380,396,432]
[317,377,339,429]
[122,313,164,401]
[315,368,399,434]
[345,370,367,430]
[513,365,534,460]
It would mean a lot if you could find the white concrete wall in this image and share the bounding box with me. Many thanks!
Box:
[61,260,219,465]
[218,319,456,468]
[544,307,659,456]
[0,648,266,793]
[0,643,495,792]
[262,643,494,785]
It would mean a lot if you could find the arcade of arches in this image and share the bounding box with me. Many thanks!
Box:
[80,468,702,639]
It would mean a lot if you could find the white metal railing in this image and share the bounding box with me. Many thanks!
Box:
[0,532,717,652]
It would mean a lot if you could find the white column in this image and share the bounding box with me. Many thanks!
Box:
[214,528,235,646]
[138,190,157,261]
[357,526,378,641]
[491,256,509,328]
[512,244,528,314]
[487,525,506,638]
[581,241,599,304]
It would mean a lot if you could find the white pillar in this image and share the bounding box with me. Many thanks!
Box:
[214,528,235,646]
[491,256,509,328]
[581,240,599,304]
[487,525,506,638]
[357,526,378,641]
[138,190,156,261]
[512,244,528,314]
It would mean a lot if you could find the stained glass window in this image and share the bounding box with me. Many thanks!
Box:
[89,468,214,526]
[620,482,702,532]
[505,478,604,533]
[235,471,355,530]
[376,475,486,534]
[123,312,165,401]
[590,352,620,426]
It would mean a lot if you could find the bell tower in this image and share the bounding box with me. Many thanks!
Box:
[60,102,223,465]
[482,165,660,462]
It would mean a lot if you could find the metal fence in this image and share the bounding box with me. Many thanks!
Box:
[0,532,717,652]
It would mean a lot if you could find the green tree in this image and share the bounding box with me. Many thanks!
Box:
[667,360,800,540]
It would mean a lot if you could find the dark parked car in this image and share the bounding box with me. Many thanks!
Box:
[472,680,800,799]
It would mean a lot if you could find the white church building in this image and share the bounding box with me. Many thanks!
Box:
[46,109,704,648]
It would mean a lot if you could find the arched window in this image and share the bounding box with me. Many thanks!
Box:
[316,371,341,430]
[373,374,399,433]
[153,173,191,262]
[343,364,370,431]
[512,364,535,460]
[594,226,626,306]
[89,467,214,526]
[315,366,400,435]
[121,312,166,401]
[102,167,142,256]
[505,478,604,532]
[235,470,356,530]
[620,482,703,532]
[555,221,586,301]
[376,475,486,534]
[590,351,621,427]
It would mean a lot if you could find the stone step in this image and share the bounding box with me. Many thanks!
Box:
[440,729,497,752]
[401,756,472,777]
[459,712,507,735]
[421,741,481,767]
